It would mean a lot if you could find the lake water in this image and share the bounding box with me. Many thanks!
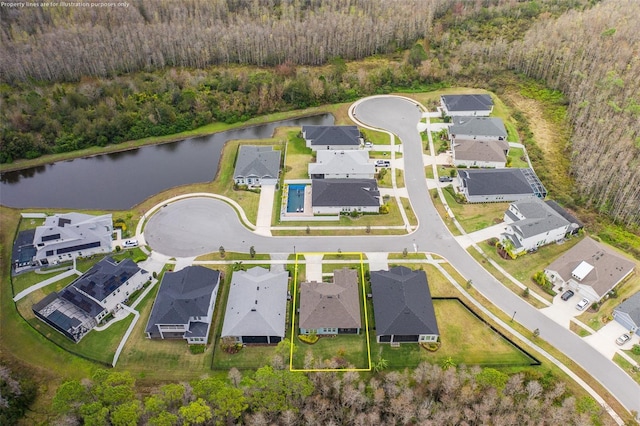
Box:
[0,114,333,210]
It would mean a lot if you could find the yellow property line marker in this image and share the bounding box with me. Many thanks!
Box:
[289,252,372,372]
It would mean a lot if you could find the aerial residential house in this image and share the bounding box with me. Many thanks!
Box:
[302,125,362,151]
[233,145,281,187]
[545,200,584,235]
[311,179,381,214]
[31,213,113,266]
[452,138,510,168]
[613,292,640,336]
[145,266,221,345]
[221,267,288,345]
[370,266,439,344]
[299,268,361,335]
[440,94,494,117]
[457,168,547,203]
[501,197,571,255]
[32,257,146,342]
[545,237,635,303]
[308,150,375,179]
[449,117,508,142]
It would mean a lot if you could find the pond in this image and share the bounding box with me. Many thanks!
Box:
[0,114,333,210]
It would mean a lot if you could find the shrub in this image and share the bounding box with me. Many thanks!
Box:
[421,342,441,352]
[487,237,499,247]
[379,204,390,214]
[221,337,243,354]
[299,333,319,344]
[632,344,640,356]
[189,345,206,354]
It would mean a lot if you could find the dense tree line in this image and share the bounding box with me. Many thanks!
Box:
[0,364,37,425]
[450,0,640,228]
[0,0,447,82]
[51,362,602,425]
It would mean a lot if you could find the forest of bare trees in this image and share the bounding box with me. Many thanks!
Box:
[455,0,640,227]
[0,0,447,82]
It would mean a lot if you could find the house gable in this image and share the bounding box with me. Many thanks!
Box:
[441,94,493,115]
[233,145,281,183]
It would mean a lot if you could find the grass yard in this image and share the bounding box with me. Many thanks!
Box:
[508,147,529,168]
[12,268,75,294]
[271,228,406,236]
[429,189,461,236]
[194,252,271,261]
[378,168,404,188]
[425,166,435,179]
[477,235,585,289]
[283,128,314,180]
[369,150,401,159]
[361,128,392,145]
[376,299,536,369]
[292,333,370,370]
[400,197,417,226]
[322,253,363,261]
[569,321,592,337]
[442,188,509,233]
[388,253,427,260]
[613,354,640,385]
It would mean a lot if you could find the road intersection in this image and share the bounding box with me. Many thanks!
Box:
[143,95,640,420]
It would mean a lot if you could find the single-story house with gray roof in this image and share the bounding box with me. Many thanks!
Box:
[221,266,288,345]
[452,138,509,168]
[440,94,494,117]
[613,292,640,335]
[501,197,571,255]
[302,125,362,151]
[308,150,375,179]
[311,179,380,215]
[299,268,361,335]
[32,256,147,342]
[449,116,507,141]
[545,237,635,303]
[233,145,281,187]
[145,266,220,345]
[457,168,547,203]
[370,266,439,344]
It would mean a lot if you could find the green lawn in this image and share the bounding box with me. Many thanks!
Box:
[361,128,392,145]
[369,150,401,159]
[194,252,271,261]
[477,235,585,288]
[274,200,406,228]
[441,188,509,233]
[376,299,537,368]
[425,166,434,179]
[12,268,75,294]
[292,333,370,370]
[400,197,418,227]
[283,129,313,179]
[613,354,640,385]
[429,188,461,236]
[508,147,529,168]
[388,253,426,260]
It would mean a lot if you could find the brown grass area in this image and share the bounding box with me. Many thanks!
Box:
[504,93,555,156]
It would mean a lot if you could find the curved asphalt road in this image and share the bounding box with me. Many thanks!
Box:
[145,96,640,415]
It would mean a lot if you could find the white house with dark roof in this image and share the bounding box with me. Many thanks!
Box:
[545,237,635,303]
[299,268,361,335]
[32,213,113,266]
[452,138,509,168]
[233,145,281,187]
[145,266,220,345]
[221,267,288,345]
[613,292,640,336]
[302,125,361,151]
[449,117,507,141]
[370,266,439,344]
[308,150,375,179]
[440,94,494,116]
[501,198,571,255]
[457,168,547,203]
[32,256,146,342]
[311,179,380,214]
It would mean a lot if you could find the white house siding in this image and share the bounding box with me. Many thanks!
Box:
[443,109,492,117]
[454,159,505,169]
[451,134,504,142]
[464,193,532,203]
[310,144,359,152]
[514,226,569,252]
[99,270,148,313]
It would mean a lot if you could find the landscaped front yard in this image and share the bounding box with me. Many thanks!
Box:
[441,188,509,233]
[507,147,529,168]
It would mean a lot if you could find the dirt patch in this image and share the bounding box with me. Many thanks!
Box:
[504,92,556,156]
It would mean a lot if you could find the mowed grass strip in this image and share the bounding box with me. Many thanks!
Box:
[442,188,509,233]
[376,299,535,368]
[283,129,314,180]
[292,333,369,370]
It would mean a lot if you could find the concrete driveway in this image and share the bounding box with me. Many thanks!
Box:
[584,321,635,359]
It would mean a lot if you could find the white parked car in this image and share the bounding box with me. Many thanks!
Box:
[123,239,138,248]
[615,333,631,346]
[575,298,589,311]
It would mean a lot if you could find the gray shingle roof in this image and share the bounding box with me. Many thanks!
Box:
[545,200,583,229]
[221,267,288,339]
[459,168,547,198]
[299,268,361,330]
[441,94,493,112]
[302,125,360,147]
[508,198,570,238]
[233,145,281,180]
[453,139,509,163]
[311,179,380,207]
[450,117,507,138]
[73,257,142,302]
[615,292,640,325]
[145,266,220,331]
[370,266,439,336]
[546,237,636,298]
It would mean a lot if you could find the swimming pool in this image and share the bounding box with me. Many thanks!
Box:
[286,184,306,213]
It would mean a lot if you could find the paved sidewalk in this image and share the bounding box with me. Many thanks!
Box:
[13,267,80,302]
[256,184,276,236]
[455,222,507,248]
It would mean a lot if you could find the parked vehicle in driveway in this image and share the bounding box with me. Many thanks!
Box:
[575,298,589,311]
[375,160,391,168]
[123,239,138,248]
[616,333,631,346]
[560,290,574,301]
[439,176,453,182]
